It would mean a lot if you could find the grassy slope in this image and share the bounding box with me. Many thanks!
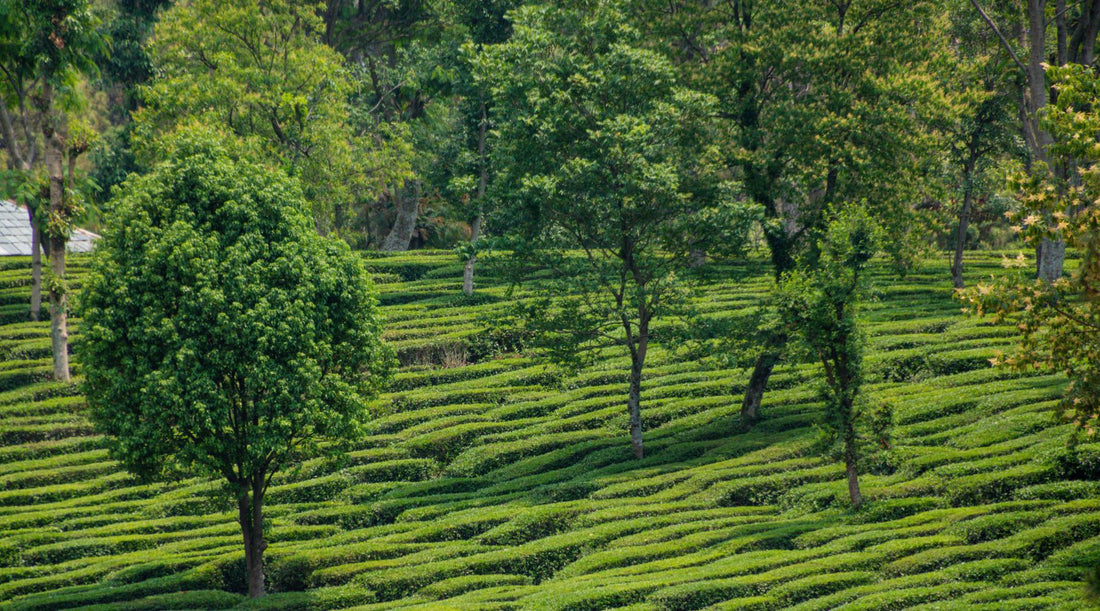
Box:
[0,251,1097,610]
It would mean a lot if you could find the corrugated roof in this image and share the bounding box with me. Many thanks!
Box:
[0,200,99,256]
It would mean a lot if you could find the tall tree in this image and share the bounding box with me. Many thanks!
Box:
[643,0,941,423]
[965,63,1100,437]
[776,209,883,509]
[482,0,746,459]
[80,127,394,598]
[323,0,441,249]
[968,0,1100,281]
[0,3,46,321]
[87,0,173,210]
[946,1,1024,289]
[437,0,521,294]
[1,0,104,380]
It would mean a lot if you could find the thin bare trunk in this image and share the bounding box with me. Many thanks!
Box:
[952,163,976,289]
[845,442,862,509]
[462,215,482,296]
[43,85,69,382]
[463,101,490,296]
[29,206,42,320]
[628,351,645,460]
[47,236,69,381]
[1,105,42,320]
[627,321,649,460]
[1027,0,1052,158]
[1026,0,1065,280]
[1057,0,1067,67]
[1038,237,1066,282]
[381,182,419,251]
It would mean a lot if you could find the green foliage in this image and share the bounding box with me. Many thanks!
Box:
[134,0,409,233]
[776,209,883,506]
[480,0,751,366]
[963,64,1100,437]
[79,127,393,492]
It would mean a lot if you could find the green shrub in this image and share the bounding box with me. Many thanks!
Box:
[945,511,1048,544]
[236,585,376,610]
[78,590,245,610]
[769,571,875,604]
[266,474,352,505]
[945,463,1053,506]
[346,459,438,484]
[646,577,755,610]
[478,504,583,546]
[406,423,514,463]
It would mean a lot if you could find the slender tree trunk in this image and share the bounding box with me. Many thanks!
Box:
[1026,0,1066,280]
[27,205,42,321]
[238,480,267,598]
[463,101,490,296]
[463,215,482,296]
[1027,0,1051,155]
[381,182,420,251]
[738,229,796,424]
[43,89,69,382]
[845,434,862,509]
[47,236,69,381]
[1057,0,1067,67]
[951,163,976,289]
[628,329,649,460]
[742,348,778,423]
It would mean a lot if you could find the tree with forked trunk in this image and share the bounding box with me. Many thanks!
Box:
[639,0,941,425]
[480,0,753,459]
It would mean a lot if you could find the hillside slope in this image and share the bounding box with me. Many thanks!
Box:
[0,252,1097,610]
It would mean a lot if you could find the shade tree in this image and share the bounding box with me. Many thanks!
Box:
[640,0,943,423]
[79,126,394,598]
[964,63,1100,437]
[776,209,885,509]
[480,0,751,459]
[0,0,105,381]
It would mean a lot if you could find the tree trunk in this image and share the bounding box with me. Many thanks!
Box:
[463,100,490,297]
[462,215,482,297]
[742,350,778,423]
[381,182,420,251]
[1027,0,1052,157]
[951,174,975,289]
[1037,236,1066,282]
[740,331,787,424]
[845,439,862,509]
[688,249,706,268]
[43,91,69,382]
[628,331,649,460]
[1026,0,1066,280]
[28,205,42,321]
[462,255,476,297]
[238,481,267,598]
[1057,0,1068,67]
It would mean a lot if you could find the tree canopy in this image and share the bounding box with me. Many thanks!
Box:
[79,126,394,597]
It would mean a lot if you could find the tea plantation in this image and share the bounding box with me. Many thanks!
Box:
[0,251,1098,610]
